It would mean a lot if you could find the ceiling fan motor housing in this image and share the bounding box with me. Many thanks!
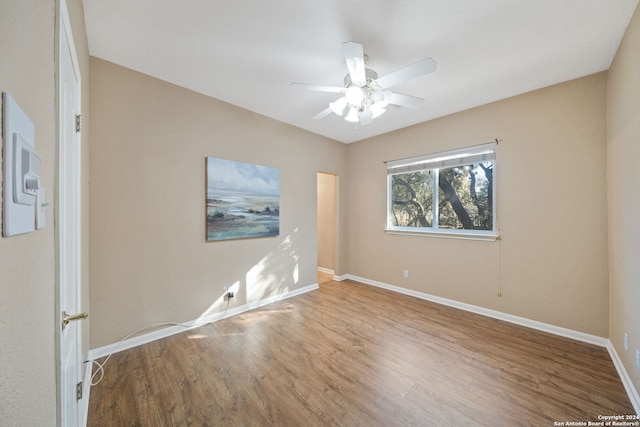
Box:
[343,69,390,121]
[343,68,379,86]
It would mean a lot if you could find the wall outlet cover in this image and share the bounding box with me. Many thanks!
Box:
[2,92,37,237]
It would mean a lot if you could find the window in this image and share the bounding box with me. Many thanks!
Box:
[386,143,497,240]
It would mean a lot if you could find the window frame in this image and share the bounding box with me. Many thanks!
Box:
[385,143,498,241]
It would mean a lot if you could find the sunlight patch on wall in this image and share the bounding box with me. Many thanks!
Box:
[196,280,240,321]
[246,229,300,304]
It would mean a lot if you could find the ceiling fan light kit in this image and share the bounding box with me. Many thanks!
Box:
[291,41,436,127]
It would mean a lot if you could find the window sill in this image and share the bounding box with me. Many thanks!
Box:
[384,228,500,242]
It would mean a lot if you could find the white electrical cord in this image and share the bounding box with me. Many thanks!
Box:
[88,322,182,386]
[87,297,232,386]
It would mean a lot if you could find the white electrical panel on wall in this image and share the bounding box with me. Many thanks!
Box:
[2,92,46,237]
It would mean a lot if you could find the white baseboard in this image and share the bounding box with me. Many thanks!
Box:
[88,283,319,361]
[607,342,640,415]
[317,267,335,275]
[339,274,640,412]
[86,273,640,415]
[341,274,608,346]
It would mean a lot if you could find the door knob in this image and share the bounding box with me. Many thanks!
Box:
[62,311,88,330]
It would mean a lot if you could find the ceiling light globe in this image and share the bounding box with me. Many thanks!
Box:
[330,97,347,116]
[344,107,359,123]
[372,89,391,108]
[345,86,364,106]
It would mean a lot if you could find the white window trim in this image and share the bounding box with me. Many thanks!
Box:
[384,228,500,241]
[386,142,498,241]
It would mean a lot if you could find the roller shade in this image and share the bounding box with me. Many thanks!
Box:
[387,142,496,175]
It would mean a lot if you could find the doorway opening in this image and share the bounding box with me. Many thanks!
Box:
[317,172,338,284]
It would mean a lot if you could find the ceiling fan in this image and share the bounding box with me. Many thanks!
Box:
[290,41,436,126]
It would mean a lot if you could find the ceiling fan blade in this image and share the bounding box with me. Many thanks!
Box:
[342,41,366,86]
[376,57,437,89]
[290,83,344,93]
[312,106,333,120]
[388,92,425,109]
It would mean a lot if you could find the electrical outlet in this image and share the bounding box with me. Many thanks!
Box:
[223,286,234,302]
[624,333,629,350]
[636,349,640,371]
[403,270,409,279]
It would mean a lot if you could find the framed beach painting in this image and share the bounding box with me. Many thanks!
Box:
[206,157,280,241]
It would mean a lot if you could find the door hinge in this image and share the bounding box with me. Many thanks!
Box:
[76,381,83,400]
[75,114,81,133]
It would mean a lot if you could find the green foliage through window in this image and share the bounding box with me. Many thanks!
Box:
[387,144,496,235]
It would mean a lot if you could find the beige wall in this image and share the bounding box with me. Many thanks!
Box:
[317,172,337,271]
[1,0,636,420]
[89,58,347,348]
[0,0,90,424]
[607,4,640,395]
[345,73,609,337]
[90,61,612,347]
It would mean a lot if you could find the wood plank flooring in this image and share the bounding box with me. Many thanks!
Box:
[88,279,635,426]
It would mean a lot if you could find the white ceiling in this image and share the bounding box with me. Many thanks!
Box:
[83,0,638,144]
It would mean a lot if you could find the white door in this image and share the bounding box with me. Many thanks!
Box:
[59,0,84,425]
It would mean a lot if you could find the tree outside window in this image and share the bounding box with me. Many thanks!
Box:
[387,144,496,238]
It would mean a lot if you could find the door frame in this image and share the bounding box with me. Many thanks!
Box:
[316,172,339,277]
[56,0,84,425]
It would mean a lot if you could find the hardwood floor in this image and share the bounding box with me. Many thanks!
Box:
[88,280,635,426]
[317,270,333,284]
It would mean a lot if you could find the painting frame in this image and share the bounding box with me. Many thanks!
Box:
[206,157,280,242]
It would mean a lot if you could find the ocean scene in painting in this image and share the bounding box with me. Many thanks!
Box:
[206,157,280,241]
